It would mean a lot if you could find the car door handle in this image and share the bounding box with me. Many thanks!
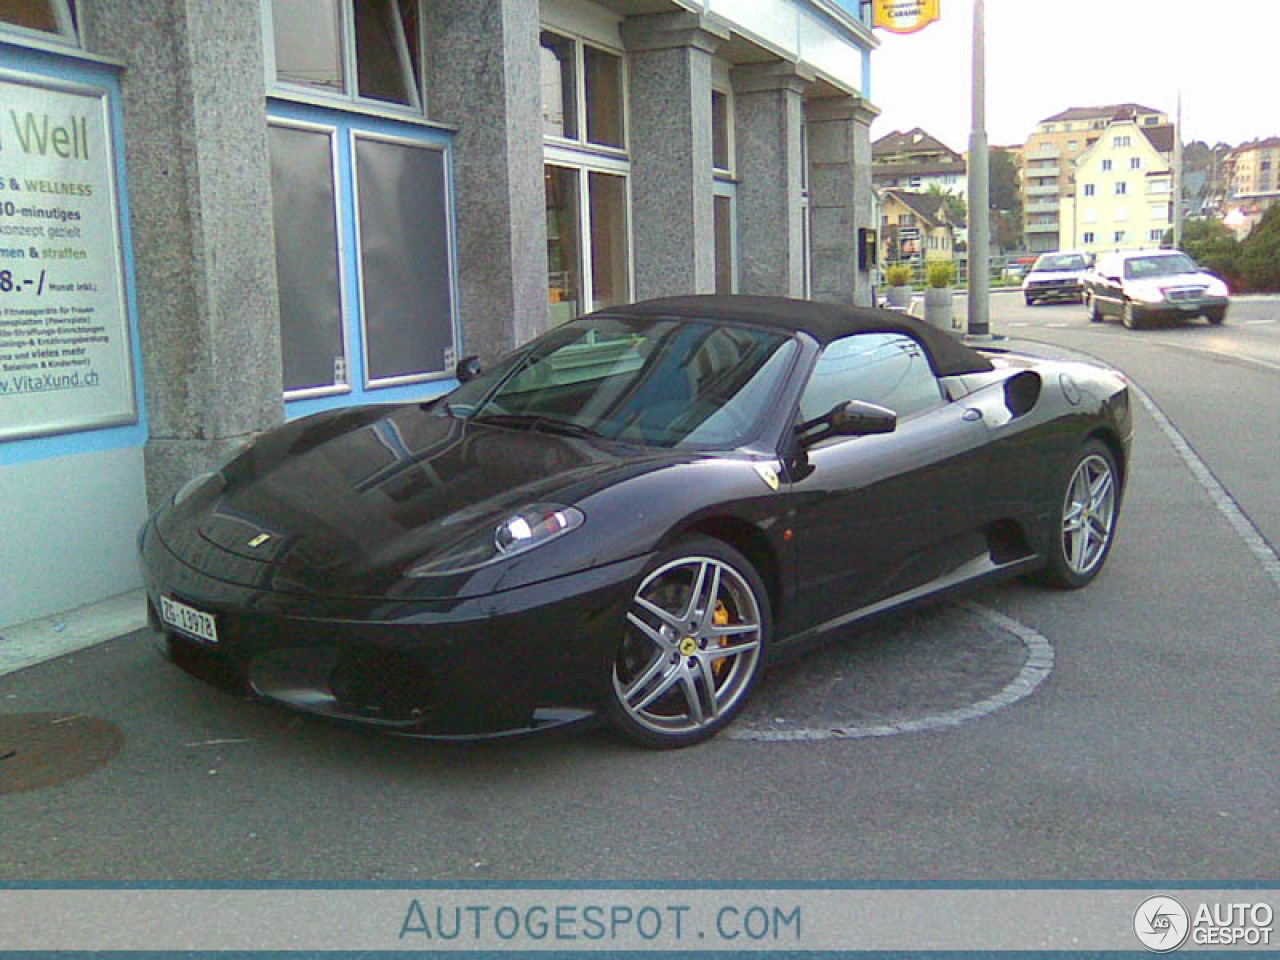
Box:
[963,408,983,422]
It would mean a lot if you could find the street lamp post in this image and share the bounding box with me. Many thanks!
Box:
[967,0,990,337]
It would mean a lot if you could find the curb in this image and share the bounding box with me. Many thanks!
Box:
[0,590,146,679]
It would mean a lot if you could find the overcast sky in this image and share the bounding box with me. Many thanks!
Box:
[867,0,1280,152]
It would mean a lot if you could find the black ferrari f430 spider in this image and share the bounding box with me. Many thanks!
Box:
[141,295,1131,747]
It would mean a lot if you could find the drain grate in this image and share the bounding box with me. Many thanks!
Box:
[0,713,124,796]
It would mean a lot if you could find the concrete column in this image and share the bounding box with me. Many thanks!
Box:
[425,0,547,359]
[622,13,727,299]
[731,62,813,297]
[805,94,880,307]
[83,0,284,507]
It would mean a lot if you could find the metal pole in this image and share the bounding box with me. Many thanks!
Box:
[1172,92,1183,248]
[966,0,990,337]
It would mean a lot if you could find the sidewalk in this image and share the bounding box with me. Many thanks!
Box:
[0,590,146,679]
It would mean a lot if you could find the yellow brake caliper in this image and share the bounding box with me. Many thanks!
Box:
[712,599,730,676]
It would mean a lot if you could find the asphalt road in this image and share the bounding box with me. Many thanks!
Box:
[2,294,1278,882]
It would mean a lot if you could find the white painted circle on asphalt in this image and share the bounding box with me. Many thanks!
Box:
[727,601,1053,742]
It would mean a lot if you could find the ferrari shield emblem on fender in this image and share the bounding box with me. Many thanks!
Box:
[247,533,271,548]
[753,463,781,492]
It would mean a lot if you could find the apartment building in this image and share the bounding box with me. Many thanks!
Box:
[1224,137,1280,230]
[1022,103,1167,252]
[1059,119,1174,255]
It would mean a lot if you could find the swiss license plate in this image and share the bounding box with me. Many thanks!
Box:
[160,596,218,645]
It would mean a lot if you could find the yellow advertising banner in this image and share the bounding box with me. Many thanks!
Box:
[873,0,942,34]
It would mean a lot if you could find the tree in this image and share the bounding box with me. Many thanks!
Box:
[1239,205,1280,292]
[994,210,1021,252]
[988,147,1021,218]
[927,183,967,222]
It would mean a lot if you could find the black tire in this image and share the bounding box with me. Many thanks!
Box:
[1206,308,1226,325]
[1122,301,1142,330]
[1087,294,1103,323]
[1025,295,1035,307]
[607,536,769,748]
[1033,439,1120,590]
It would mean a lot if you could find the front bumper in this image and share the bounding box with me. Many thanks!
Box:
[1024,281,1083,301]
[1130,295,1228,322]
[140,516,647,738]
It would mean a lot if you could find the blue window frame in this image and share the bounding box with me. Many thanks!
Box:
[266,99,459,419]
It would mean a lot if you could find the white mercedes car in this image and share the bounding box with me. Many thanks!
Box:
[1084,249,1229,329]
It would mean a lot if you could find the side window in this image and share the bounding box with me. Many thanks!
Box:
[0,1,77,44]
[800,333,943,424]
[270,0,423,111]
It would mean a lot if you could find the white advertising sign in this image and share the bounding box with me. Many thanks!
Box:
[0,73,136,441]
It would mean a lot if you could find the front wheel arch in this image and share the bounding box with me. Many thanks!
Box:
[676,515,784,625]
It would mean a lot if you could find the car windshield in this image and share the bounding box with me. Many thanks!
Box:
[1033,253,1087,272]
[445,315,798,449]
[1124,254,1198,279]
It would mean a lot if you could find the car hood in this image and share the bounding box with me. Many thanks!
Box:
[156,404,698,599]
[1131,271,1218,290]
[1025,269,1086,283]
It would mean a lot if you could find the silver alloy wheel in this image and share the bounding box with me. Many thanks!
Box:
[1060,453,1116,576]
[613,555,763,736]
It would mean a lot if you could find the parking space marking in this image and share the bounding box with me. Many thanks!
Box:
[727,602,1053,742]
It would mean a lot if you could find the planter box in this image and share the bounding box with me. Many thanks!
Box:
[924,287,954,330]
[886,285,913,310]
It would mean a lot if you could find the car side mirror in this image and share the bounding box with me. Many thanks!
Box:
[455,355,483,383]
[796,400,897,448]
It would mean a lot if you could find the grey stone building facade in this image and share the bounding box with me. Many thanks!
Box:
[0,0,878,629]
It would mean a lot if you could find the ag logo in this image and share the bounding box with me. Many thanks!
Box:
[1134,896,1190,952]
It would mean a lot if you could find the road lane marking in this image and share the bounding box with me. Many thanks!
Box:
[1130,382,1280,593]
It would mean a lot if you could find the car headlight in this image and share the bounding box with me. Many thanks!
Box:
[409,503,585,577]
[1127,282,1166,304]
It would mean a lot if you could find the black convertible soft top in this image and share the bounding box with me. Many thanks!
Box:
[603,294,994,377]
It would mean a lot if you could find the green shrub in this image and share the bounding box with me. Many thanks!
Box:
[1178,218,1243,290]
[885,264,912,287]
[1170,211,1280,293]
[926,259,957,288]
[1239,206,1280,292]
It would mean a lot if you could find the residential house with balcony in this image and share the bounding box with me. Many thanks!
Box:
[1022,103,1167,251]
[872,127,967,200]
[1059,119,1175,255]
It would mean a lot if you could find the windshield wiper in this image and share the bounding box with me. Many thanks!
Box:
[468,412,602,439]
